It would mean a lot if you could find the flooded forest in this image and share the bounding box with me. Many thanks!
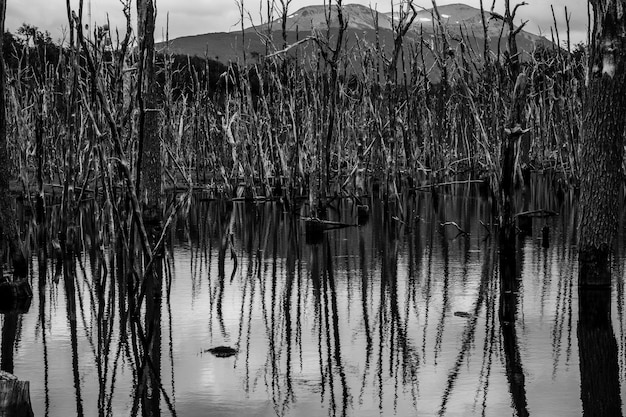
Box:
[0,0,625,416]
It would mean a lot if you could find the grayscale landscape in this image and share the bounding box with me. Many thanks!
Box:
[0,1,624,416]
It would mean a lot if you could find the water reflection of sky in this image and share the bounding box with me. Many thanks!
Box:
[3,188,626,416]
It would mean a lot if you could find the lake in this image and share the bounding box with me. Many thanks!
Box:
[3,179,625,416]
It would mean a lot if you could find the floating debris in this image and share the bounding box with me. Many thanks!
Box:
[205,346,238,358]
[454,311,472,319]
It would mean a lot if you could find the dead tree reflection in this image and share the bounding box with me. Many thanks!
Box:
[14,193,615,416]
[1,312,18,376]
[438,238,496,416]
[62,251,85,417]
[499,243,529,417]
[37,250,50,416]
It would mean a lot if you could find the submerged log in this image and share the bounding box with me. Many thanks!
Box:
[515,210,557,237]
[303,218,357,245]
[0,378,34,417]
[515,209,558,218]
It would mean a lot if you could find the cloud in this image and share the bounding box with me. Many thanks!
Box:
[4,0,588,44]
[512,1,588,45]
[5,2,68,38]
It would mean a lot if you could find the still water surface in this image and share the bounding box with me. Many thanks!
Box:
[3,184,626,416]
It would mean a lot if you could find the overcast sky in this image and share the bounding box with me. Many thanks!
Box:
[6,0,588,45]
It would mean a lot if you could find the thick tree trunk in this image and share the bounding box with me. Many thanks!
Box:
[137,0,161,225]
[578,0,626,286]
[577,2,625,413]
[499,73,528,255]
[136,4,162,416]
[498,10,529,412]
[0,379,34,417]
[499,1,528,255]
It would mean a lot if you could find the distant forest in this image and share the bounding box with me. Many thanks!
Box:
[2,24,229,98]
[2,22,587,103]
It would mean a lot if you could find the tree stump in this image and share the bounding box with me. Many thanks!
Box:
[0,375,33,417]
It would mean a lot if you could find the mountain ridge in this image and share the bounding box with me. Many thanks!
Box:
[158,3,551,64]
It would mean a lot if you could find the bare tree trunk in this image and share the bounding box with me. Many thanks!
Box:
[498,6,529,409]
[137,2,162,416]
[499,1,529,256]
[578,0,626,286]
[0,0,25,277]
[137,0,161,225]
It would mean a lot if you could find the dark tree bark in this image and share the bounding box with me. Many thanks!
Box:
[498,1,529,257]
[577,4,625,414]
[137,0,161,225]
[497,6,530,413]
[499,72,527,255]
[136,4,162,416]
[578,1,626,286]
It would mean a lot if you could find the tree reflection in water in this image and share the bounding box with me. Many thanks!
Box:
[498,240,528,417]
[2,185,626,416]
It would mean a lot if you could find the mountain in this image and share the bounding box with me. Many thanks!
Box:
[158,3,551,65]
[398,3,545,45]
[251,3,394,31]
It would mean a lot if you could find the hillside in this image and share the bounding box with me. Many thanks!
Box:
[249,3,394,31]
[157,3,551,65]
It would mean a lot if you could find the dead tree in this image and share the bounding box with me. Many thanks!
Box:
[578,0,626,286]
[384,1,417,200]
[136,2,163,416]
[137,0,161,226]
[278,0,293,49]
[0,0,26,277]
[309,0,347,216]
[498,1,529,256]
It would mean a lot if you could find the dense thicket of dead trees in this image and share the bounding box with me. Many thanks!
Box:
[0,0,25,277]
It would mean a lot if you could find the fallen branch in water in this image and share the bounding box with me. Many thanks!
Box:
[414,179,485,191]
[439,221,469,237]
[301,217,358,230]
[515,209,558,218]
